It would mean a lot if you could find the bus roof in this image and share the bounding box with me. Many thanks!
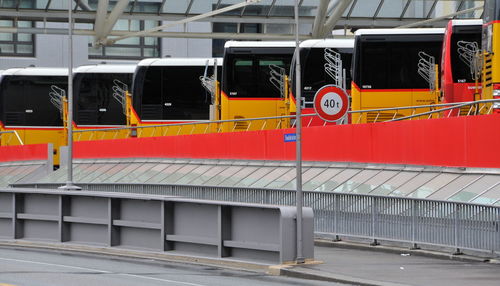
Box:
[224,41,296,48]
[355,28,445,36]
[300,39,354,49]
[74,64,136,74]
[137,58,222,67]
[451,19,483,26]
[1,67,68,76]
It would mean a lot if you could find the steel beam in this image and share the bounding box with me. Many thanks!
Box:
[373,0,384,19]
[1,7,465,27]
[94,0,109,42]
[75,0,91,11]
[45,0,52,11]
[321,0,353,37]
[129,0,138,14]
[346,0,356,18]
[0,8,316,24]
[104,0,262,45]
[400,0,412,20]
[266,0,277,17]
[311,0,330,38]
[98,0,130,45]
[158,0,167,15]
[398,5,483,28]
[185,0,195,15]
[0,26,311,40]
[426,0,439,19]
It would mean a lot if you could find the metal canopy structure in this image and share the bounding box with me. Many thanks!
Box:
[23,158,500,206]
[0,0,485,44]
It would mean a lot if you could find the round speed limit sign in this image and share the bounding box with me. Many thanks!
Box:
[313,85,349,122]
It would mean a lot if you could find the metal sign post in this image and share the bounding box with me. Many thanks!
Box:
[294,0,304,264]
[59,0,80,191]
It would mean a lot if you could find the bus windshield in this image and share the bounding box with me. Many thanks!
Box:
[289,47,353,107]
[133,65,214,120]
[0,75,66,126]
[301,48,352,90]
[450,26,482,83]
[224,52,293,98]
[353,34,443,90]
[73,73,132,125]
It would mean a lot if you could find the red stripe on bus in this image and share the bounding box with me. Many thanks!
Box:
[484,20,500,26]
[1,127,64,131]
[221,91,283,101]
[351,82,430,92]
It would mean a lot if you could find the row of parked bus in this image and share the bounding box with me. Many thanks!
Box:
[1,11,499,165]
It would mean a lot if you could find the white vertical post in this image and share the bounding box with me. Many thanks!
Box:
[60,0,80,191]
[294,0,304,264]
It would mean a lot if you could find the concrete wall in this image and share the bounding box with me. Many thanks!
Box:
[161,22,213,58]
[0,188,314,264]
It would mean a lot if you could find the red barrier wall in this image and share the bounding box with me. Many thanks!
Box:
[74,114,500,168]
[0,144,49,163]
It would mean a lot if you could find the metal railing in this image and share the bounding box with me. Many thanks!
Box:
[354,99,498,123]
[386,99,497,122]
[15,182,500,255]
[70,99,499,141]
[0,130,24,145]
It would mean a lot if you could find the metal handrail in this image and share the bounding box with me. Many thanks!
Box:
[12,181,500,208]
[71,99,499,137]
[388,99,498,122]
[350,99,498,114]
[0,130,24,145]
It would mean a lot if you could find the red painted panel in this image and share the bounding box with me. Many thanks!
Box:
[464,114,500,168]
[0,144,48,162]
[74,115,500,168]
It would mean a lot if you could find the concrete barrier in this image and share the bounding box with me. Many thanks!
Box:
[0,188,314,264]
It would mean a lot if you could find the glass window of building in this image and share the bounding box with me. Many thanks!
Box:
[212,23,262,57]
[88,19,160,60]
[0,20,35,57]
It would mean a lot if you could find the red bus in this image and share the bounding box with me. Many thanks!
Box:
[441,19,482,116]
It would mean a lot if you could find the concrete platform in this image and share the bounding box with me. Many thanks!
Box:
[278,242,500,286]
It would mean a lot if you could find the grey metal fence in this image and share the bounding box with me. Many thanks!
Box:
[13,183,500,255]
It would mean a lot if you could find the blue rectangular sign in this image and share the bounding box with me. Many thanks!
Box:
[284,133,296,142]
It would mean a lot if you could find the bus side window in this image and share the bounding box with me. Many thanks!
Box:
[258,59,287,98]
[390,44,409,89]
[232,59,254,97]
[361,42,387,89]
[141,66,163,120]
[2,77,25,125]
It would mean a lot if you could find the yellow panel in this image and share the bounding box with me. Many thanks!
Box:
[361,91,413,108]
[1,128,65,165]
[221,97,288,132]
[351,86,438,124]
[73,128,130,141]
[492,23,500,84]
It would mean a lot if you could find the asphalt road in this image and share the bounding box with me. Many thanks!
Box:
[0,247,346,286]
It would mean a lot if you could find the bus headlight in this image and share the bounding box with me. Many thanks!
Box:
[493,85,500,110]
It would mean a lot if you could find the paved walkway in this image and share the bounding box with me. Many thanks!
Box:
[280,242,500,286]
